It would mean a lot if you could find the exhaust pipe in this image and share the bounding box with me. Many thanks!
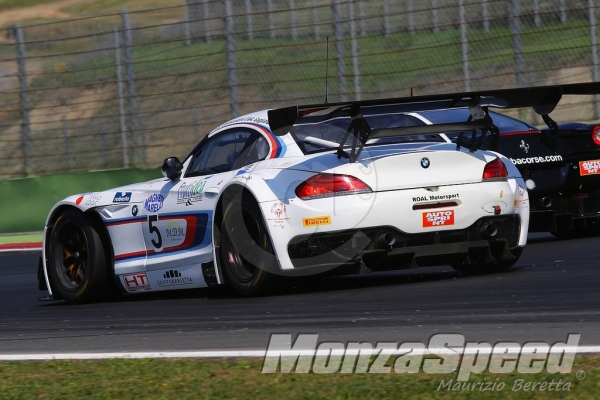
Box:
[537,197,552,208]
[376,232,396,248]
[480,223,498,238]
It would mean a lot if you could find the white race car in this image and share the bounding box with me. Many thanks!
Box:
[39,90,534,303]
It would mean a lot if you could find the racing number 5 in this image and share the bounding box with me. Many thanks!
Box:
[148,215,162,249]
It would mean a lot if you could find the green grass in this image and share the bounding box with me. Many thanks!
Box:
[0,356,599,399]
[62,0,181,15]
[0,233,42,244]
[0,0,61,12]
[0,0,179,14]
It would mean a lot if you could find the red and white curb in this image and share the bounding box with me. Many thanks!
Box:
[0,242,42,252]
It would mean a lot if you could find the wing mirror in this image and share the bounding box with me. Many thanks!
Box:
[161,157,183,181]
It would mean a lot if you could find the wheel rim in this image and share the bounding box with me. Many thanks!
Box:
[223,206,264,283]
[52,221,89,291]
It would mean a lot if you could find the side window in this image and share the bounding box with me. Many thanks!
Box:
[232,135,270,169]
[186,129,268,177]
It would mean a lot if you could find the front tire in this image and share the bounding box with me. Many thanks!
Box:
[48,209,110,304]
[220,196,278,296]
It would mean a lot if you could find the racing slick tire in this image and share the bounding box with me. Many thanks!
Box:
[47,208,110,304]
[220,195,279,296]
[451,247,522,275]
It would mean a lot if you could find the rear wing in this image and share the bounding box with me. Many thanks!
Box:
[267,82,600,162]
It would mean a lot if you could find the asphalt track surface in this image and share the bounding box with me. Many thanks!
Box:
[1,233,599,355]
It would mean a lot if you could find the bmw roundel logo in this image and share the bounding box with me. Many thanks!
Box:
[132,205,138,216]
[421,157,430,169]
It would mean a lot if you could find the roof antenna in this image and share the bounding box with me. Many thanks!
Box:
[325,37,329,104]
[410,87,413,97]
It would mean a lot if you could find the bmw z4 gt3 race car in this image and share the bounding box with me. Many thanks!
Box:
[38,86,552,303]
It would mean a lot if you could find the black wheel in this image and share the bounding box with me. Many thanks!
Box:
[220,196,278,296]
[451,247,523,274]
[48,209,110,304]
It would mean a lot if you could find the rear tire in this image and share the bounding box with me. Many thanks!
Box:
[48,209,110,304]
[220,195,278,296]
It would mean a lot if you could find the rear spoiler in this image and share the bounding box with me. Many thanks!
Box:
[267,82,600,162]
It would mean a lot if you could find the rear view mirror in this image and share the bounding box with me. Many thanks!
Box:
[161,157,183,181]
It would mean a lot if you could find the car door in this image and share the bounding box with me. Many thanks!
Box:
[140,128,265,277]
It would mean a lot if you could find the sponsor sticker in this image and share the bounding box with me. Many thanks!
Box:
[423,210,454,227]
[122,273,151,291]
[518,185,529,210]
[580,160,600,176]
[84,193,102,206]
[412,193,459,202]
[144,193,164,212]
[268,202,290,229]
[157,269,193,287]
[113,192,132,203]
[509,155,563,165]
[209,116,270,134]
[75,195,83,205]
[302,216,331,227]
[165,220,186,244]
[177,179,208,206]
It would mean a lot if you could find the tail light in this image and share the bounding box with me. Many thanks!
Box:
[295,173,372,200]
[482,158,508,181]
[592,125,600,146]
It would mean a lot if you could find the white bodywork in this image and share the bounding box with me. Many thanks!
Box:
[42,110,529,296]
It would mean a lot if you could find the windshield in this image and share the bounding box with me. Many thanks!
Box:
[291,113,444,154]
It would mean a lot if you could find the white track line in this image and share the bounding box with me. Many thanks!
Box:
[2,346,600,361]
[0,248,41,253]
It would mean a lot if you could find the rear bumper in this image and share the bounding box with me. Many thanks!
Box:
[529,210,600,232]
[287,215,521,271]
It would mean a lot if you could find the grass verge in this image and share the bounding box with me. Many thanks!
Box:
[0,0,60,12]
[0,233,43,244]
[0,356,598,399]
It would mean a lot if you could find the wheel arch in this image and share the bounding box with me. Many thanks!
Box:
[213,184,268,286]
[44,205,115,296]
